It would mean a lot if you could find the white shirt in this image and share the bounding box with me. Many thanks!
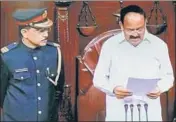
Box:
[93,30,174,121]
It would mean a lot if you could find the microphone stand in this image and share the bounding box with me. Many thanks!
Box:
[137,104,141,122]
[130,104,134,122]
[124,104,128,122]
[144,103,148,122]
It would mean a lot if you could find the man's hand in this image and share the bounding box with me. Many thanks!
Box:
[113,86,132,99]
[147,87,161,99]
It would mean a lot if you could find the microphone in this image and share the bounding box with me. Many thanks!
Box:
[130,104,134,121]
[173,117,176,122]
[124,104,128,122]
[144,103,148,122]
[137,104,141,122]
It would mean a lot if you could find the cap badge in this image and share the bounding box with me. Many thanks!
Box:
[42,10,47,19]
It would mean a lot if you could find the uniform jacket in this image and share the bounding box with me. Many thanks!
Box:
[0,41,65,121]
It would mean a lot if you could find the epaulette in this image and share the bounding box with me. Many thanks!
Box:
[47,42,60,48]
[1,42,18,53]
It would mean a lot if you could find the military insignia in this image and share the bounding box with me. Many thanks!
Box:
[42,10,47,19]
[1,42,18,53]
[46,67,57,86]
[45,42,61,86]
[1,47,9,53]
[15,68,28,73]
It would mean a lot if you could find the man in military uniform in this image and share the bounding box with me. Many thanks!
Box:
[0,8,65,121]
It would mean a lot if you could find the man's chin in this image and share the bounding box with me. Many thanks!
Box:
[40,41,47,46]
[40,43,47,47]
[130,40,141,46]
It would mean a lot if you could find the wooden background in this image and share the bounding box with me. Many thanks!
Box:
[0,1,175,121]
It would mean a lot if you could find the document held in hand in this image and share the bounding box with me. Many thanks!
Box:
[126,77,160,96]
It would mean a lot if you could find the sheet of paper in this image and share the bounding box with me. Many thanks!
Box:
[124,77,160,103]
[126,77,160,96]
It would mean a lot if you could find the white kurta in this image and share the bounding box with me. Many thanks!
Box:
[93,31,174,121]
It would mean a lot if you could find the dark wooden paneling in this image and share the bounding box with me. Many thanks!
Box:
[76,1,175,121]
[0,1,1,48]
[0,1,175,121]
[77,58,105,121]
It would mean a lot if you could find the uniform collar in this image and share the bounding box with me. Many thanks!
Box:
[20,40,41,52]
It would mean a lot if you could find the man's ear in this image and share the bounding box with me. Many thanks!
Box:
[21,29,28,38]
[145,19,148,25]
[144,20,148,30]
[119,21,124,30]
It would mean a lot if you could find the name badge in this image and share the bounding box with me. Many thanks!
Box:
[15,68,28,73]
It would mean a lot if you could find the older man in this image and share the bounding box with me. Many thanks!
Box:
[93,5,174,121]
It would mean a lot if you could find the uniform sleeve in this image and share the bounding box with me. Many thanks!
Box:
[157,44,174,93]
[0,55,10,108]
[93,41,116,96]
[56,59,65,100]
[53,45,65,100]
[50,48,65,121]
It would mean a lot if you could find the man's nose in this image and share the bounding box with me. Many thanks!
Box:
[132,30,139,36]
[42,31,48,38]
